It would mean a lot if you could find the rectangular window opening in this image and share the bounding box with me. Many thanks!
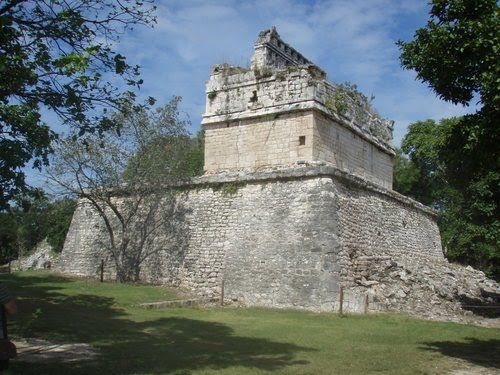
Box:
[250,90,258,103]
[299,136,306,146]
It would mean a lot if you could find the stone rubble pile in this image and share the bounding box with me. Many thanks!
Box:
[16,240,58,271]
[355,255,500,323]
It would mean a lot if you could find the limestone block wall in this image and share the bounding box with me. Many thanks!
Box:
[58,189,236,296]
[204,109,393,189]
[58,167,443,312]
[59,201,111,278]
[337,183,442,262]
[221,177,342,310]
[332,174,442,289]
[203,67,315,121]
[313,112,393,189]
[204,111,314,172]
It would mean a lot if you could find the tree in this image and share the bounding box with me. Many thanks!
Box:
[182,130,205,178]
[0,187,76,264]
[399,118,460,207]
[45,198,77,252]
[397,0,499,279]
[48,97,193,282]
[397,0,499,190]
[392,149,420,201]
[397,0,498,109]
[0,212,17,263]
[0,0,156,209]
[11,188,50,255]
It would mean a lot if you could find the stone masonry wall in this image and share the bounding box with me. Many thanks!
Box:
[221,177,342,310]
[334,175,442,288]
[58,167,444,312]
[59,202,110,278]
[204,111,314,172]
[204,108,393,189]
[313,112,393,189]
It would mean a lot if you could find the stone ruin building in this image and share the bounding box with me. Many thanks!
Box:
[203,27,394,189]
[58,28,499,322]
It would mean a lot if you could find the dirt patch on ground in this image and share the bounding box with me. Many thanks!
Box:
[12,338,99,363]
[449,364,500,375]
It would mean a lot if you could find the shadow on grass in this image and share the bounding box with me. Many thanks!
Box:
[421,338,500,370]
[2,273,314,374]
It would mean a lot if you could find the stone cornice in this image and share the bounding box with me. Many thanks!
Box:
[178,166,437,218]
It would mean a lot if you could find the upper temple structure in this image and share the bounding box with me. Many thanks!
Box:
[202,27,395,189]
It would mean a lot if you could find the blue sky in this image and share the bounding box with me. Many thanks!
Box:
[32,0,477,188]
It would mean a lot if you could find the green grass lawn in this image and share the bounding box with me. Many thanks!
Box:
[0,270,498,375]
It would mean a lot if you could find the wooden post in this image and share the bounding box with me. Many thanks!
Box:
[364,294,369,314]
[8,261,11,274]
[18,245,23,270]
[220,279,225,306]
[339,287,344,315]
[100,260,104,282]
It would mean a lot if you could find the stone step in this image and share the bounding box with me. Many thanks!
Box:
[139,298,219,309]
